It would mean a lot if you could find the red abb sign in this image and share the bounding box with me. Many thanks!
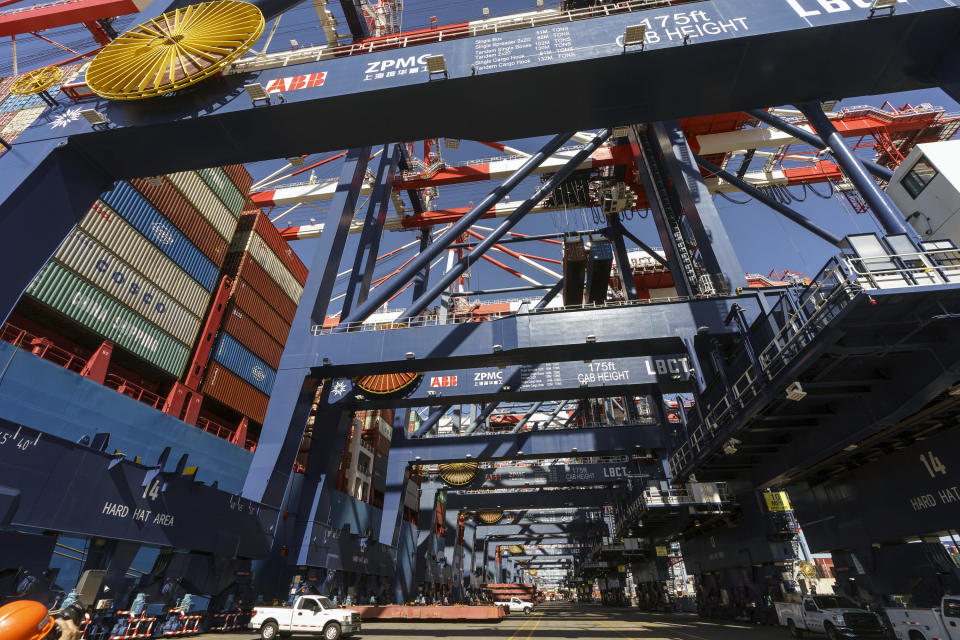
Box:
[265,72,327,94]
[430,376,458,388]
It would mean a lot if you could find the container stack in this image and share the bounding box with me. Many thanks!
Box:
[18,165,251,382]
[0,65,83,152]
[201,209,306,425]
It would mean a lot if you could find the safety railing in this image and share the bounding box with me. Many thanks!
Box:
[311,292,711,335]
[104,374,165,410]
[669,247,960,477]
[227,0,705,73]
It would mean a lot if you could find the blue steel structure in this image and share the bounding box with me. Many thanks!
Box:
[0,0,959,630]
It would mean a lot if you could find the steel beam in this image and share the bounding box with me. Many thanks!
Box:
[745,108,895,182]
[398,129,612,322]
[797,103,914,238]
[607,214,639,301]
[341,144,400,317]
[339,133,573,327]
[694,156,844,247]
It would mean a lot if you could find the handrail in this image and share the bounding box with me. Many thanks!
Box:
[669,247,960,477]
[226,0,704,74]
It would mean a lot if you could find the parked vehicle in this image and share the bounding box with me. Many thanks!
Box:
[775,595,886,638]
[495,596,535,614]
[250,595,361,640]
[887,595,960,640]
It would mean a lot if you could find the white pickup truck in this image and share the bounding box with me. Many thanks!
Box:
[776,595,886,639]
[250,595,361,640]
[495,596,535,614]
[887,595,960,640]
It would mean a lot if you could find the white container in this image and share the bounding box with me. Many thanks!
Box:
[230,230,303,304]
[167,170,238,241]
[79,201,213,318]
[54,228,202,346]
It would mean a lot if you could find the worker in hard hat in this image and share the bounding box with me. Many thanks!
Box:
[0,600,82,640]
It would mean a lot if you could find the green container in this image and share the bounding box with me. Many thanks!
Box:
[26,262,189,377]
[197,167,246,217]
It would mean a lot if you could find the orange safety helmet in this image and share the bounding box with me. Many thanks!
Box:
[0,600,56,640]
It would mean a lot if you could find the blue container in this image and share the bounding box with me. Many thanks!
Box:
[100,181,218,291]
[212,332,277,395]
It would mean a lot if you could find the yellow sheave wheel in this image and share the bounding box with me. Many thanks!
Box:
[87,0,264,100]
[10,66,63,95]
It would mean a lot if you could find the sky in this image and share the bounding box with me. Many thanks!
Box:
[3,0,959,315]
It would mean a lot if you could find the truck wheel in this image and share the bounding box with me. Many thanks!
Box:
[524,607,532,615]
[323,621,342,640]
[787,620,803,638]
[824,623,840,640]
[260,622,280,640]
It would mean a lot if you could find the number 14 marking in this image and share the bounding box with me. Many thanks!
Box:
[920,451,947,478]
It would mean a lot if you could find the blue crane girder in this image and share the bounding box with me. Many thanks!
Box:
[1,1,960,318]
[329,355,694,407]
[292,297,758,376]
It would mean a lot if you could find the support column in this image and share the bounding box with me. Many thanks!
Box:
[411,227,434,302]
[607,214,639,301]
[242,146,371,506]
[651,121,747,293]
[797,103,914,237]
[341,144,401,317]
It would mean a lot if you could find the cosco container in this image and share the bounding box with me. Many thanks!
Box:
[212,331,277,395]
[166,171,237,240]
[201,363,269,424]
[236,211,308,285]
[100,181,219,291]
[54,229,201,346]
[222,253,296,324]
[26,262,189,376]
[197,167,246,216]
[130,177,229,265]
[222,302,284,369]
[230,230,303,304]
[80,202,212,318]
[231,278,292,345]
[221,164,254,196]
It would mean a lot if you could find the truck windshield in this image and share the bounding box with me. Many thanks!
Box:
[814,596,859,609]
[318,597,335,609]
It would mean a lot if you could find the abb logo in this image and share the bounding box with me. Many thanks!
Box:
[265,72,327,94]
[430,376,458,388]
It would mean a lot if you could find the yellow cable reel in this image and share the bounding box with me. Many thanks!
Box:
[87,0,264,100]
[10,66,64,96]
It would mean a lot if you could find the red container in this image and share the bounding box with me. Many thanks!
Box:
[236,210,308,285]
[202,362,269,424]
[231,278,292,345]
[221,253,296,324]
[222,164,253,197]
[130,177,229,266]
[221,301,284,369]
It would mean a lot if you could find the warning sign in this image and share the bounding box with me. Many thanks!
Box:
[656,546,668,557]
[764,491,792,512]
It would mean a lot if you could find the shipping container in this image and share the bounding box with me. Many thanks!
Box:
[230,230,303,304]
[221,302,284,369]
[1,106,46,135]
[80,202,212,318]
[99,181,219,291]
[211,331,277,395]
[26,262,189,376]
[201,362,269,424]
[236,211,308,285]
[197,167,246,216]
[0,91,54,113]
[221,164,254,196]
[53,228,201,346]
[129,177,229,265]
[222,253,297,324]
[230,279,292,346]
[166,171,237,240]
